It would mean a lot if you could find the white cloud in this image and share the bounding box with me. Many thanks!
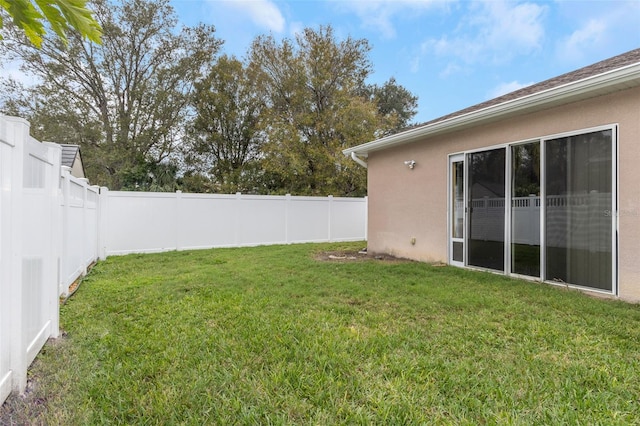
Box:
[439,62,464,78]
[554,1,639,64]
[556,19,606,63]
[488,80,534,99]
[418,0,547,73]
[225,0,285,33]
[333,0,448,39]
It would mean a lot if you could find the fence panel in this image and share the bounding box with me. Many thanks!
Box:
[178,193,238,249]
[288,196,330,243]
[237,195,287,246]
[104,191,178,254]
[330,196,368,242]
[21,136,61,378]
[103,191,368,256]
[59,172,101,295]
[0,116,61,402]
[84,187,99,265]
[0,116,102,405]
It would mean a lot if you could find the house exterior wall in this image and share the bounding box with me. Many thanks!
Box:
[366,85,640,301]
[70,152,85,179]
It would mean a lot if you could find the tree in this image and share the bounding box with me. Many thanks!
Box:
[249,25,395,196]
[361,77,418,134]
[0,0,101,47]
[186,55,265,194]
[0,0,222,190]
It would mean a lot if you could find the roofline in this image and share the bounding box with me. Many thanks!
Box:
[343,61,640,157]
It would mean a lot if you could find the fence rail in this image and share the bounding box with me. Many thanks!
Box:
[0,115,368,405]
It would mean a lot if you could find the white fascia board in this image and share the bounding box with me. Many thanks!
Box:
[343,62,640,157]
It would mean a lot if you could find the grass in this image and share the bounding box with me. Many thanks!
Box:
[2,242,640,424]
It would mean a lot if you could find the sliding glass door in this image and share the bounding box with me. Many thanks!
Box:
[544,130,614,291]
[467,148,505,272]
[448,126,616,293]
[511,143,540,277]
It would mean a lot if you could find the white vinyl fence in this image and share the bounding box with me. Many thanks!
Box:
[101,190,367,256]
[1,117,64,404]
[0,115,367,405]
[60,168,100,296]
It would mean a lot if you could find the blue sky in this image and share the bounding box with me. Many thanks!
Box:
[171,0,640,124]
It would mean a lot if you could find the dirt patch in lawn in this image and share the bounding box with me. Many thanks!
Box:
[0,334,68,426]
[314,250,413,264]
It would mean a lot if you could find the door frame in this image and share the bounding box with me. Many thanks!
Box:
[448,153,465,267]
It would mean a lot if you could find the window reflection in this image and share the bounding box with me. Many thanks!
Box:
[468,148,505,271]
[545,130,612,291]
[511,143,540,277]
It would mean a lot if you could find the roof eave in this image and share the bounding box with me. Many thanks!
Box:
[343,62,640,157]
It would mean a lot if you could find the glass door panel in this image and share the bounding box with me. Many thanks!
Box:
[511,143,540,277]
[468,148,505,271]
[545,130,613,291]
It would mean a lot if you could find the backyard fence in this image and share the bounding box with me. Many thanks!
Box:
[1,117,64,404]
[101,190,367,256]
[0,115,368,405]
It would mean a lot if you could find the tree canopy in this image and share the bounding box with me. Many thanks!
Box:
[186,55,265,194]
[246,26,397,196]
[1,9,418,195]
[1,0,222,190]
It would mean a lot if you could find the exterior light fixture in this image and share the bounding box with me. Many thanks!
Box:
[404,160,416,169]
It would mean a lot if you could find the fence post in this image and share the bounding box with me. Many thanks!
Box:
[8,118,27,394]
[45,143,62,338]
[90,185,100,262]
[175,190,182,251]
[285,194,291,244]
[97,187,109,260]
[78,178,90,275]
[328,195,333,242]
[235,192,241,247]
[60,167,72,296]
[0,117,19,403]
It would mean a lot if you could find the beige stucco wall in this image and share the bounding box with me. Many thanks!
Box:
[70,152,85,179]
[366,85,640,301]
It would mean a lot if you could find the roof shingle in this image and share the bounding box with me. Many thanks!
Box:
[60,144,80,168]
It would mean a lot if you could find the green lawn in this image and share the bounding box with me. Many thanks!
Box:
[3,242,640,424]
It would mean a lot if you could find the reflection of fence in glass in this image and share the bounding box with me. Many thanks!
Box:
[467,194,611,250]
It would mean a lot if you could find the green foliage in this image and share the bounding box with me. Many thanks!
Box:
[119,161,180,192]
[5,243,640,424]
[0,0,221,190]
[249,26,393,196]
[1,17,418,195]
[186,55,265,194]
[0,0,101,47]
[361,76,418,134]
